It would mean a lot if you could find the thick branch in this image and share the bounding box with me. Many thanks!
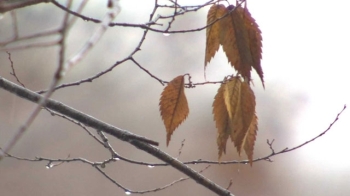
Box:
[0,0,52,13]
[0,76,232,196]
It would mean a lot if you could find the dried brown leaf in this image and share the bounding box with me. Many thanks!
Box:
[220,5,253,82]
[227,78,255,153]
[218,5,263,86]
[213,77,257,163]
[242,6,264,87]
[243,113,258,165]
[213,77,257,164]
[213,80,231,159]
[205,4,227,68]
[159,75,189,146]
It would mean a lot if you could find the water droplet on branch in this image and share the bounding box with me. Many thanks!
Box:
[125,191,131,195]
[147,165,155,168]
[163,33,170,37]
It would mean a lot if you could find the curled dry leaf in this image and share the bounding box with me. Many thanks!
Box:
[205,4,227,67]
[213,79,231,158]
[205,4,264,86]
[220,5,253,82]
[226,78,256,153]
[242,6,264,87]
[159,75,189,146]
[243,113,258,166]
[213,77,258,164]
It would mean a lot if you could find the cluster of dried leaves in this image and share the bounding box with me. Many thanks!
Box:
[159,2,263,165]
[205,3,263,85]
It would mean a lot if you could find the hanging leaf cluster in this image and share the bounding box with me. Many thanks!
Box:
[205,3,263,86]
[213,77,257,165]
[159,2,263,165]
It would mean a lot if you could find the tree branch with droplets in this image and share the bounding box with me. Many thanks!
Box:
[0,76,346,195]
[0,76,232,196]
[0,0,346,195]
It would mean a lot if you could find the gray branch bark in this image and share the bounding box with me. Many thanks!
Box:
[0,76,233,196]
[0,0,51,13]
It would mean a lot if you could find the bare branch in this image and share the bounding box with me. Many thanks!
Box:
[94,166,188,194]
[0,76,159,146]
[37,1,157,94]
[0,30,59,47]
[0,0,124,159]
[0,75,344,193]
[1,149,209,195]
[131,58,166,86]
[0,0,52,13]
[50,0,230,35]
[72,105,349,167]
[44,108,105,146]
[0,76,233,196]
[0,41,59,51]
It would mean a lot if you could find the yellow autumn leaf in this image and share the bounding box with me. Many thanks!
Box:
[159,75,189,146]
[205,4,227,68]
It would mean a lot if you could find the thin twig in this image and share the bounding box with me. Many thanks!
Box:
[50,0,231,35]
[44,108,105,146]
[164,0,178,32]
[177,139,185,158]
[0,76,159,146]
[0,29,59,47]
[67,0,89,29]
[36,58,130,94]
[37,0,156,94]
[2,149,211,195]
[131,57,166,85]
[276,105,347,154]
[226,179,233,190]
[6,51,25,87]
[95,166,188,194]
[0,41,59,51]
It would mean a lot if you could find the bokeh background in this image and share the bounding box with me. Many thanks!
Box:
[1,0,350,195]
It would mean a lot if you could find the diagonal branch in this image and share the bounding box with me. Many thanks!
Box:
[0,76,159,146]
[0,0,52,13]
[0,76,232,196]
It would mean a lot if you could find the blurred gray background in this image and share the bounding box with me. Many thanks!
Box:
[1,0,350,196]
